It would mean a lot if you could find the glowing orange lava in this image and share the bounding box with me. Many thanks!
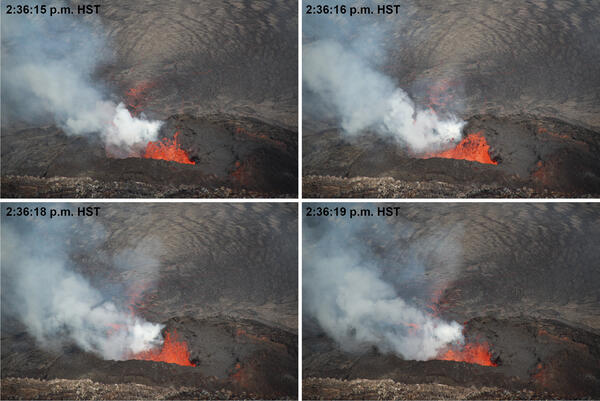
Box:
[126,81,156,117]
[424,132,498,165]
[438,342,497,366]
[133,329,195,366]
[144,131,195,165]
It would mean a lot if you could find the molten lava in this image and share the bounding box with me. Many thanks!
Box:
[133,329,195,366]
[438,342,497,366]
[126,81,156,117]
[424,132,498,165]
[144,131,195,165]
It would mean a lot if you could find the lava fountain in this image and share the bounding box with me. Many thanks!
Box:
[133,329,196,366]
[144,131,195,165]
[437,341,497,366]
[423,132,498,165]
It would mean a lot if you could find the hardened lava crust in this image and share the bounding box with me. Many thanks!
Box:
[303,114,600,198]
[2,115,297,198]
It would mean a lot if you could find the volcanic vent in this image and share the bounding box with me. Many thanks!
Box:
[1,203,298,399]
[302,203,600,399]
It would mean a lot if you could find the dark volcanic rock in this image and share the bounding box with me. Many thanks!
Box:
[303,317,600,399]
[2,316,297,398]
[1,115,297,198]
[303,115,600,198]
[303,377,551,400]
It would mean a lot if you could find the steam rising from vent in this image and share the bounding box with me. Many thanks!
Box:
[303,26,465,152]
[1,214,164,360]
[303,212,465,360]
[306,254,463,360]
[1,6,162,155]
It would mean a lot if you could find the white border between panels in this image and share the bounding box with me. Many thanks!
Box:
[298,0,303,398]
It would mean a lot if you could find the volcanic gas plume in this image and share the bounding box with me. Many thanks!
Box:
[305,253,464,360]
[0,217,171,362]
[1,6,162,156]
[303,215,490,363]
[303,26,465,153]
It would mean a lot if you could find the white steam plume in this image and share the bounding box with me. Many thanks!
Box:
[1,217,163,360]
[1,6,162,154]
[305,254,463,360]
[303,213,465,360]
[303,39,465,153]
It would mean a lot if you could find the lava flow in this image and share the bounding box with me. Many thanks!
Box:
[144,131,195,165]
[423,132,498,165]
[133,329,196,366]
[437,342,497,366]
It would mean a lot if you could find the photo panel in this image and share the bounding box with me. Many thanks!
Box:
[302,1,600,198]
[302,202,600,399]
[1,202,298,399]
[1,1,298,198]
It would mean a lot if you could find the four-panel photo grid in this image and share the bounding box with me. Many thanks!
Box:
[1,1,599,400]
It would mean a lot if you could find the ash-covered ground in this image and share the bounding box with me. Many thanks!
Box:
[303,0,600,198]
[1,0,297,198]
[1,204,298,400]
[303,204,600,399]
